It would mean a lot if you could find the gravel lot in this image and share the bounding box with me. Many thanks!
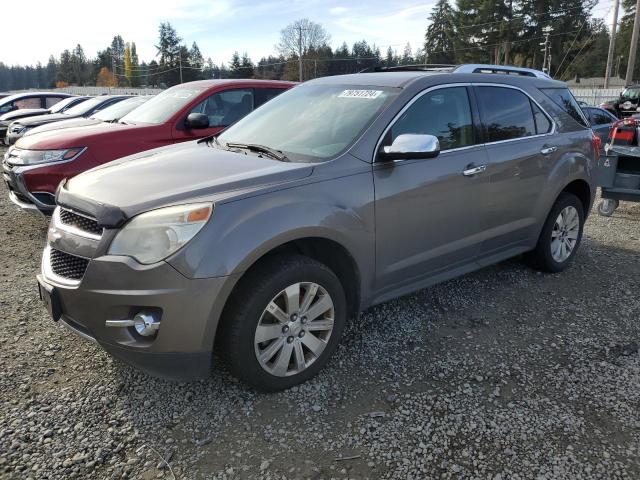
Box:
[1,143,639,479]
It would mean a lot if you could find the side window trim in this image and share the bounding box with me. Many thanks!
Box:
[373,83,481,163]
[471,83,556,146]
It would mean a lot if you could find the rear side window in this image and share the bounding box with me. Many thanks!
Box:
[45,97,63,108]
[476,86,536,142]
[254,88,286,108]
[540,88,588,127]
[390,86,475,151]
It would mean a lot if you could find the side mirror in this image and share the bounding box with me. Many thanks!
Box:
[185,112,209,129]
[378,134,440,161]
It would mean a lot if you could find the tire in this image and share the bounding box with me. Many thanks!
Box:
[218,254,347,392]
[525,192,585,273]
[597,199,619,217]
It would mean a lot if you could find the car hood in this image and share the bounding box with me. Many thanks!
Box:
[24,117,103,137]
[60,141,314,223]
[15,121,137,149]
[16,112,79,127]
[0,108,48,121]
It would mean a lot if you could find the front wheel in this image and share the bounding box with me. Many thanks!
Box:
[525,193,585,273]
[597,199,619,217]
[219,255,346,391]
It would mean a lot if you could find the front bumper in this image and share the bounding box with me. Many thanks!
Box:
[2,161,56,213]
[39,248,233,381]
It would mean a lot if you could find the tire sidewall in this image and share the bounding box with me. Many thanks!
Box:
[229,259,347,391]
[538,193,585,272]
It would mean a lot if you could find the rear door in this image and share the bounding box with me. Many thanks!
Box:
[474,85,556,261]
[373,85,490,293]
[172,88,254,142]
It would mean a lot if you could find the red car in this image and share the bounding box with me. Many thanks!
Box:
[2,79,294,213]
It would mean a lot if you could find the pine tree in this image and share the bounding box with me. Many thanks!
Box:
[424,0,456,64]
[124,43,133,86]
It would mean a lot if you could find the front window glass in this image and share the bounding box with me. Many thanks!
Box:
[64,96,113,116]
[121,86,204,124]
[218,84,399,161]
[189,89,253,127]
[621,87,640,100]
[389,87,475,150]
[477,87,536,142]
[92,97,150,121]
[49,97,82,113]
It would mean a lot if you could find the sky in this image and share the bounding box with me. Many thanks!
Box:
[1,0,618,67]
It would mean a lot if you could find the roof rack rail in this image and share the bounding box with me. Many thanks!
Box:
[359,64,456,73]
[358,63,551,79]
[453,64,551,79]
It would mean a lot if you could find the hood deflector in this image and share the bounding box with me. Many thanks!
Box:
[56,180,127,228]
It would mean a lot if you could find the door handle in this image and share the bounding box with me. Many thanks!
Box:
[540,146,558,155]
[462,164,487,176]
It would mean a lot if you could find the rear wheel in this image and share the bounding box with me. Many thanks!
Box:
[525,193,584,273]
[219,254,346,391]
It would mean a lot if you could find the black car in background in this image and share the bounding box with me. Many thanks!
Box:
[19,95,152,140]
[0,96,89,142]
[0,91,72,116]
[600,85,640,117]
[5,95,130,145]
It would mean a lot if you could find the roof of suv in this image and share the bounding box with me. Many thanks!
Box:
[171,79,296,89]
[311,71,566,89]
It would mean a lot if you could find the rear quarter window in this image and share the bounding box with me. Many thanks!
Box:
[540,88,589,128]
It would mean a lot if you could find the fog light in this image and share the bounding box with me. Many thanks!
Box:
[133,312,160,336]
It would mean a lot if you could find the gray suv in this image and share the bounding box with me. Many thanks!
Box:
[37,68,597,391]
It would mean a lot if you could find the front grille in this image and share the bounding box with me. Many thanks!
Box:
[59,208,102,236]
[50,248,89,281]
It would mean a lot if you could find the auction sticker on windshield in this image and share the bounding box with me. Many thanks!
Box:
[338,90,383,99]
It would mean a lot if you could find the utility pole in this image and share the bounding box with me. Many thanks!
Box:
[297,25,303,82]
[605,0,621,88]
[112,56,117,87]
[178,50,183,84]
[541,26,553,75]
[626,0,640,85]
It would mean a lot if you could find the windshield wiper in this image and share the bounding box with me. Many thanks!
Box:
[225,142,289,162]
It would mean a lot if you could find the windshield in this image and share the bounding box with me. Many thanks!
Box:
[49,96,83,113]
[91,96,150,121]
[218,84,399,161]
[621,88,640,100]
[63,96,113,116]
[120,87,203,124]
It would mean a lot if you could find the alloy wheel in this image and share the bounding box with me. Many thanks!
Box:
[254,282,335,377]
[550,205,580,263]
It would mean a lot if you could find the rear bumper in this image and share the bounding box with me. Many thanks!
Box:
[39,252,237,381]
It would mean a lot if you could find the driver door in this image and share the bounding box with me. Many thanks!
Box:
[172,88,254,142]
[373,86,489,296]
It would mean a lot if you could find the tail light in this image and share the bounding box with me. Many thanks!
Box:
[591,132,601,162]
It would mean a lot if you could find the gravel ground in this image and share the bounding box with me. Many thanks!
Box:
[1,143,639,479]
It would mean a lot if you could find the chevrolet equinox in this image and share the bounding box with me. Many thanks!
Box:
[36,68,598,391]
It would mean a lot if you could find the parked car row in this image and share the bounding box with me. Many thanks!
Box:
[3,65,602,391]
[3,80,293,212]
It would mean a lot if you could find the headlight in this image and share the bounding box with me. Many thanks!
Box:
[10,124,26,134]
[108,203,213,264]
[5,147,85,166]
